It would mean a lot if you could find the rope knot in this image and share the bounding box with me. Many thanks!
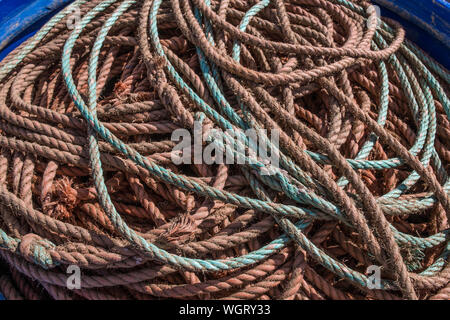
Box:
[19,234,57,269]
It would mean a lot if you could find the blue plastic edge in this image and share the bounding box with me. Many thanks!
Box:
[373,0,450,69]
[374,0,450,48]
[0,0,74,60]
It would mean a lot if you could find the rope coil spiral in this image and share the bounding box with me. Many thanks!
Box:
[0,0,449,300]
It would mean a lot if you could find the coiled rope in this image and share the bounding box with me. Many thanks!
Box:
[0,0,449,300]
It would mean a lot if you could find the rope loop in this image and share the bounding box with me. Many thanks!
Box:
[18,234,57,270]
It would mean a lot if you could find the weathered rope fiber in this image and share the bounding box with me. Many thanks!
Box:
[0,0,449,300]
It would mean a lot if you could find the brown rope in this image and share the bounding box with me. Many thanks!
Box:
[0,0,449,300]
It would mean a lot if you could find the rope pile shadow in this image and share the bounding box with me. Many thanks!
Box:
[0,0,449,300]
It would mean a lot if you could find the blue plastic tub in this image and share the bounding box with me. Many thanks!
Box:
[373,0,450,69]
[0,0,74,60]
[0,0,449,301]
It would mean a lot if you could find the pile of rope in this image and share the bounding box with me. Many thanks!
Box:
[0,0,449,300]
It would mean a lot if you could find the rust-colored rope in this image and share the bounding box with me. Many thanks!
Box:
[0,0,449,300]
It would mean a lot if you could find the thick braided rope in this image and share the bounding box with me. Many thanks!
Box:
[0,0,449,300]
